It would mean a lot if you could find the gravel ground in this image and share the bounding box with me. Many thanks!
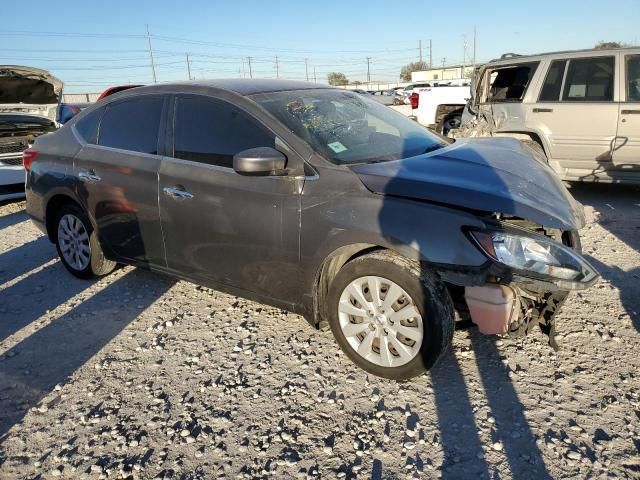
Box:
[0,183,638,479]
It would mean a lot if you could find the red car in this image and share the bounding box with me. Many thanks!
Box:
[97,85,143,101]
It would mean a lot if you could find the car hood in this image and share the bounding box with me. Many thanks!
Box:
[0,65,63,122]
[350,137,586,230]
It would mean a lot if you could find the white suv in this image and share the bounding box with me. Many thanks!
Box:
[457,48,640,184]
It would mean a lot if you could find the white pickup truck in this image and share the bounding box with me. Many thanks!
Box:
[410,85,471,135]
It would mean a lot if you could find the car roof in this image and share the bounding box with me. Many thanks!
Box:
[485,46,640,67]
[126,79,332,97]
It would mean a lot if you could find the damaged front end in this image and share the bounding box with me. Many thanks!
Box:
[448,218,598,349]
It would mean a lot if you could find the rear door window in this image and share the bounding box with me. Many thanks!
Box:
[173,96,274,168]
[539,60,567,102]
[75,107,104,144]
[562,57,615,102]
[486,62,539,103]
[98,96,163,154]
[626,55,640,102]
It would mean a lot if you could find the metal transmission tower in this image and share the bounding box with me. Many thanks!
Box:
[305,58,309,81]
[419,40,422,62]
[247,56,253,78]
[186,53,192,80]
[146,24,157,83]
[275,56,279,78]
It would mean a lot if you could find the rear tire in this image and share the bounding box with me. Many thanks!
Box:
[54,204,116,279]
[328,251,454,380]
[440,111,463,136]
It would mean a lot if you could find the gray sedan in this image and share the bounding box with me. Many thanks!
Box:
[25,80,597,380]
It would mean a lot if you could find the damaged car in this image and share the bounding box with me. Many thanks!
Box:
[455,47,640,184]
[25,80,598,380]
[0,66,61,201]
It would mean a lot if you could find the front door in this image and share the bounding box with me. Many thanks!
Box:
[158,94,301,303]
[613,54,640,173]
[530,56,619,178]
[74,95,166,266]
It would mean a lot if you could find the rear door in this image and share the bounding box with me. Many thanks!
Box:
[73,95,166,266]
[532,55,619,176]
[158,94,302,303]
[612,54,640,171]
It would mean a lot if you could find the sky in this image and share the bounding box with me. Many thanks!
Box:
[2,0,638,93]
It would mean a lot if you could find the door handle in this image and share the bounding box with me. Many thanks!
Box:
[621,109,640,115]
[533,108,553,113]
[78,170,102,183]
[163,186,194,200]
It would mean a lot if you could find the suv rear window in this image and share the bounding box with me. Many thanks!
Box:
[562,57,614,102]
[98,96,163,154]
[487,62,539,103]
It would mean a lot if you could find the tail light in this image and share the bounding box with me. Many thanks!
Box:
[22,149,39,172]
[410,92,419,109]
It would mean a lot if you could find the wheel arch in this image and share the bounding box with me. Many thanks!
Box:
[493,130,549,158]
[45,194,83,242]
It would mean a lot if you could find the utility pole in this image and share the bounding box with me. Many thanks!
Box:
[462,34,467,79]
[275,56,279,79]
[366,57,371,83]
[146,24,157,83]
[241,58,245,78]
[186,53,192,80]
[305,58,309,81]
[248,56,253,78]
[472,26,477,70]
[419,40,423,63]
[314,67,317,83]
[429,39,433,68]
[441,57,446,68]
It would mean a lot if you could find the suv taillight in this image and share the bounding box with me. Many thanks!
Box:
[410,92,419,109]
[22,149,39,172]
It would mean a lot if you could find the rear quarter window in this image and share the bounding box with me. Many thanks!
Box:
[74,107,104,144]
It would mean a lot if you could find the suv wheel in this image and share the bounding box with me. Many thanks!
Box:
[54,204,116,279]
[328,251,454,380]
[441,112,462,136]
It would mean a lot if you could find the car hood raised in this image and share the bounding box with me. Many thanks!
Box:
[351,137,586,230]
[0,66,63,122]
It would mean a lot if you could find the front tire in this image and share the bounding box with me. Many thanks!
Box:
[328,251,454,380]
[54,204,116,279]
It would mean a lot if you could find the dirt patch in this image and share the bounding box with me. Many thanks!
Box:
[0,185,638,479]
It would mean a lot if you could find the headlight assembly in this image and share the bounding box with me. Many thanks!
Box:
[470,229,598,289]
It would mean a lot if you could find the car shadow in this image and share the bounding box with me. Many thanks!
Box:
[0,253,92,343]
[568,182,640,331]
[0,236,57,285]
[0,268,174,438]
[0,209,28,231]
[377,141,553,478]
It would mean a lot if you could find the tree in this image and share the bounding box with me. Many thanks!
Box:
[400,61,429,82]
[594,41,629,50]
[351,80,363,86]
[327,72,348,86]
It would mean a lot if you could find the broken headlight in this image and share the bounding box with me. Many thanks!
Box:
[470,230,598,289]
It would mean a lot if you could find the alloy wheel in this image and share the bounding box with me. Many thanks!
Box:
[337,276,424,368]
[57,214,91,271]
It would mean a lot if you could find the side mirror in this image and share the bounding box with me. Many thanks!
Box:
[233,147,287,176]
